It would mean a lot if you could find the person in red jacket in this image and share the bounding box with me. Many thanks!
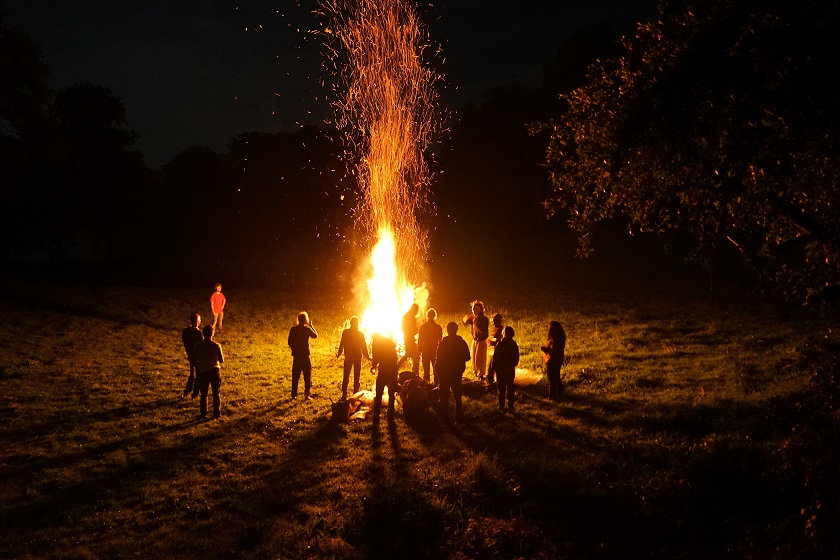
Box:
[210,283,226,333]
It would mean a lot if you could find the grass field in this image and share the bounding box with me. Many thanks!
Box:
[0,271,834,559]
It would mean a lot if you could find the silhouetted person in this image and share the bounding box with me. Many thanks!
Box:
[181,313,204,398]
[463,300,489,380]
[436,321,471,425]
[193,325,224,419]
[418,307,443,385]
[288,311,318,401]
[370,333,399,425]
[492,326,519,411]
[210,283,226,333]
[401,303,420,375]
[541,320,567,400]
[336,316,370,400]
[486,312,504,392]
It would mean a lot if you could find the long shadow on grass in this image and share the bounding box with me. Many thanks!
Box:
[0,396,180,450]
[4,292,172,331]
[440,386,811,559]
[338,421,450,560]
[0,415,240,557]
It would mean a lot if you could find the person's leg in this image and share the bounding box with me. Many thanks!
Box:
[507,376,515,410]
[410,343,419,376]
[341,359,351,399]
[211,369,221,418]
[198,371,210,417]
[217,311,223,332]
[352,359,361,394]
[498,376,507,409]
[547,365,561,399]
[471,340,478,375]
[453,375,464,423]
[487,355,496,386]
[212,312,219,330]
[303,358,312,398]
[438,376,450,422]
[475,340,487,380]
[500,370,515,410]
[386,378,396,422]
[373,374,385,421]
[421,353,431,382]
[184,362,196,397]
[291,360,301,398]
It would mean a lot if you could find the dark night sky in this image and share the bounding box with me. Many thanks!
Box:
[5,0,657,167]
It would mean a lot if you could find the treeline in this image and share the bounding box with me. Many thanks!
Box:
[1,6,625,287]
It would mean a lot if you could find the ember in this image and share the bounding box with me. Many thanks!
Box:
[324,0,442,337]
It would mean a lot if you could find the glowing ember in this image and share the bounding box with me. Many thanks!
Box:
[323,0,442,338]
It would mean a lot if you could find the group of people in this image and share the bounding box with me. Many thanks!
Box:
[180,312,224,419]
[180,284,568,424]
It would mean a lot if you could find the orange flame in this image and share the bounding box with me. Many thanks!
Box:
[361,227,414,339]
[323,0,442,339]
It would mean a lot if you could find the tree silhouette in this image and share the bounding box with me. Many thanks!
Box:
[51,83,150,263]
[0,9,53,259]
[536,0,840,304]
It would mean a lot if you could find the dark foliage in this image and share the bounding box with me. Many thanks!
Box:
[537,0,840,305]
[785,330,840,548]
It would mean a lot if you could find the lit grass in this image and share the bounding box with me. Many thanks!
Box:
[0,275,829,559]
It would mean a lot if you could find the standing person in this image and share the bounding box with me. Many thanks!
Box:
[210,283,226,333]
[401,303,420,375]
[193,325,224,419]
[486,312,504,392]
[541,320,567,400]
[288,311,318,401]
[335,316,370,400]
[181,313,204,398]
[436,321,471,425]
[370,333,399,425]
[463,300,489,380]
[492,326,520,412]
[417,308,443,385]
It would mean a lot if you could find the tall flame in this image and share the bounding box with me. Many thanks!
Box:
[362,227,414,339]
[323,0,442,337]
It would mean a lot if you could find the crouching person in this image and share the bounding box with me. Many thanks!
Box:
[436,321,471,425]
[492,326,520,412]
[193,325,224,419]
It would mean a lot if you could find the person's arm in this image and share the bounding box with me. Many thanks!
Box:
[218,344,224,364]
[309,320,317,338]
[362,334,371,360]
[336,331,345,359]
